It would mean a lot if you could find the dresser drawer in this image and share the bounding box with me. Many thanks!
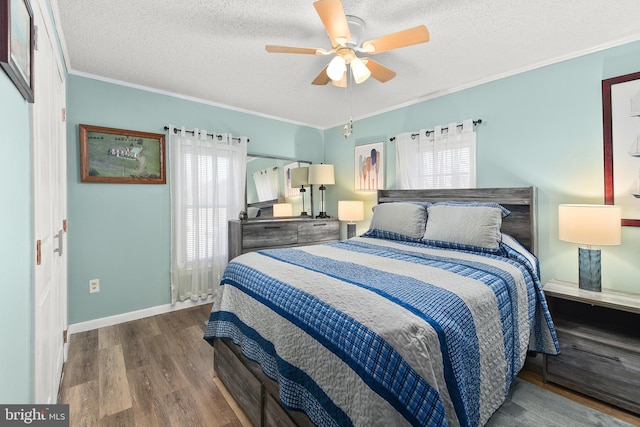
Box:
[298,220,339,243]
[242,222,298,248]
[546,328,640,413]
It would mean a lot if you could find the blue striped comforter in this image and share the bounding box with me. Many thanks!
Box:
[204,235,559,426]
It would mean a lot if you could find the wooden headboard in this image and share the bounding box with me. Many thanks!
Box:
[377,187,537,254]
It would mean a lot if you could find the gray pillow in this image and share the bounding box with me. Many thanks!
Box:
[423,203,506,250]
[364,202,428,241]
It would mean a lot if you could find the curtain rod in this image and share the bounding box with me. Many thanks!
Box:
[389,119,482,142]
[163,126,249,143]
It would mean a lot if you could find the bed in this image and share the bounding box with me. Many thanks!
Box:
[204,187,560,427]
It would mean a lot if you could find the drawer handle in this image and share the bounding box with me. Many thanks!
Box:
[313,223,327,227]
[571,345,620,362]
[263,226,281,230]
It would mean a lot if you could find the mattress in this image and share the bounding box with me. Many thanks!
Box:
[204,235,559,426]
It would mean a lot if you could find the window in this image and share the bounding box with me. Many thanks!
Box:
[396,122,476,189]
[183,155,231,263]
[168,127,247,302]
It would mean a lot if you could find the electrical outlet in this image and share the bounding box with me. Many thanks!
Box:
[89,279,100,293]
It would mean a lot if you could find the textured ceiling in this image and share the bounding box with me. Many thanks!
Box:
[54,0,640,129]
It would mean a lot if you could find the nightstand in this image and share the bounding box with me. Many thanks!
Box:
[543,279,640,415]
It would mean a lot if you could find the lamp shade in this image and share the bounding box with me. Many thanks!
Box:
[290,167,309,187]
[351,57,371,84]
[338,201,364,222]
[558,204,621,246]
[332,72,347,88]
[273,203,293,217]
[308,164,335,185]
[327,56,346,81]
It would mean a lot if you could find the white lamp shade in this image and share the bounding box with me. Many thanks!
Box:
[332,72,347,88]
[558,204,621,246]
[338,201,364,222]
[290,167,309,187]
[327,56,346,81]
[308,164,335,185]
[273,203,293,217]
[351,57,371,84]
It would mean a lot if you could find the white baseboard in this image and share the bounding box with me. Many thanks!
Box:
[67,298,214,336]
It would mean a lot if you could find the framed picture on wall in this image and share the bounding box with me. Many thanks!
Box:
[0,0,34,102]
[603,71,640,226]
[79,124,166,184]
[355,142,384,191]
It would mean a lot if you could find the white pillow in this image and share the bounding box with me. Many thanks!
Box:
[365,202,428,241]
[423,204,507,250]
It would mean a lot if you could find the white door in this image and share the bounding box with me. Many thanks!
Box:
[32,0,67,404]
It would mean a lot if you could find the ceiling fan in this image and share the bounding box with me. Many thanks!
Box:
[265,0,429,87]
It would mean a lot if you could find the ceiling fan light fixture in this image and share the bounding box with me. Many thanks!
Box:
[332,73,347,87]
[265,2,429,87]
[350,57,371,84]
[327,55,346,81]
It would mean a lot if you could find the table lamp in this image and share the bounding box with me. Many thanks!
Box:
[273,203,293,217]
[290,167,309,216]
[558,204,621,292]
[308,164,334,218]
[338,201,364,238]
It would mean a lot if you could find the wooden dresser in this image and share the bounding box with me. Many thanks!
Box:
[543,279,640,414]
[228,217,340,260]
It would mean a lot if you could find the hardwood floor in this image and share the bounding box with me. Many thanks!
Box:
[59,304,640,426]
[58,304,250,427]
[517,369,640,426]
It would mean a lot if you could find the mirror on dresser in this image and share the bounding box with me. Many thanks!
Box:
[245,154,314,219]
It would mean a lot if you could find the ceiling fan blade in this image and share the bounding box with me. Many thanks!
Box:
[361,25,429,54]
[313,0,351,46]
[363,58,396,83]
[266,45,324,55]
[312,66,332,85]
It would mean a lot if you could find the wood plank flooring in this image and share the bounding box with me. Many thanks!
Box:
[58,304,640,427]
[58,304,249,427]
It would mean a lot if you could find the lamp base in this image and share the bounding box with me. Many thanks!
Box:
[346,223,356,239]
[299,187,307,216]
[316,212,330,219]
[578,247,601,292]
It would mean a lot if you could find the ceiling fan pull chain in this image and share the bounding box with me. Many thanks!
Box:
[343,67,353,138]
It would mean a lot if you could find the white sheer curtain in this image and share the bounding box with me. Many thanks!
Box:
[396,119,476,189]
[168,126,247,303]
[252,167,279,201]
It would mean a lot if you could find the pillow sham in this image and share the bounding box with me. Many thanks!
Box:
[422,202,509,251]
[363,202,428,242]
[370,201,431,211]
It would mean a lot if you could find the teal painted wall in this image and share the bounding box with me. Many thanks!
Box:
[0,75,33,401]
[66,75,323,324]
[324,40,640,294]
